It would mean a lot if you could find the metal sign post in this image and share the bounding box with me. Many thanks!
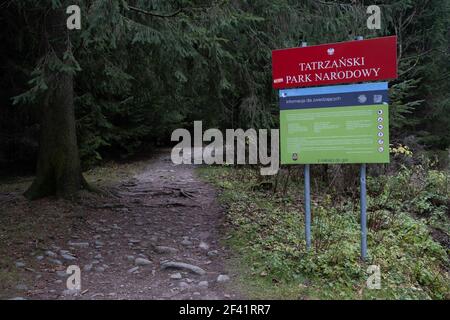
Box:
[300,41,312,252]
[357,36,368,261]
[360,163,367,260]
[304,164,311,251]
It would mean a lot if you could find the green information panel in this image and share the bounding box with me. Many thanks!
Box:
[279,83,390,164]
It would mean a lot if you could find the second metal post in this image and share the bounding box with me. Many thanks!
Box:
[304,164,311,251]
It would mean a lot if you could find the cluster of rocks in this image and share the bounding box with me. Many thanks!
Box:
[11,210,233,300]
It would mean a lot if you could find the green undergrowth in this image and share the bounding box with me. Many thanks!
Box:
[198,165,450,300]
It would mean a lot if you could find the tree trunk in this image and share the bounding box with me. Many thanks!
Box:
[25,6,88,200]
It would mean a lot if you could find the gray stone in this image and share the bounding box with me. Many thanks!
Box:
[181,238,193,246]
[15,262,26,268]
[178,282,190,290]
[95,266,105,273]
[199,242,210,251]
[126,255,135,262]
[9,297,26,300]
[45,250,58,258]
[83,264,93,272]
[160,261,206,276]
[56,271,67,278]
[68,241,89,248]
[155,246,178,254]
[170,272,182,280]
[63,289,80,296]
[127,267,139,274]
[36,255,44,261]
[217,275,230,283]
[15,284,28,291]
[95,240,104,247]
[48,258,63,266]
[61,254,77,261]
[207,250,218,257]
[198,281,209,288]
[135,258,152,266]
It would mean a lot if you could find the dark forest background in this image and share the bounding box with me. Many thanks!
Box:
[0,0,449,173]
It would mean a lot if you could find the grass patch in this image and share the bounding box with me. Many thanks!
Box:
[198,165,450,300]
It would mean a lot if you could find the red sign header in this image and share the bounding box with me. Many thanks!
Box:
[272,36,397,89]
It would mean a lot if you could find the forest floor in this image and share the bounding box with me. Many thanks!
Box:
[0,149,241,300]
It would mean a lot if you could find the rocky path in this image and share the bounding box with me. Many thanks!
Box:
[3,152,240,300]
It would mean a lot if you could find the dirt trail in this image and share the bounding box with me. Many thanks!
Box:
[0,151,240,300]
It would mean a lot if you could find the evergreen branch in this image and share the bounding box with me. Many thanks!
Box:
[128,5,182,18]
